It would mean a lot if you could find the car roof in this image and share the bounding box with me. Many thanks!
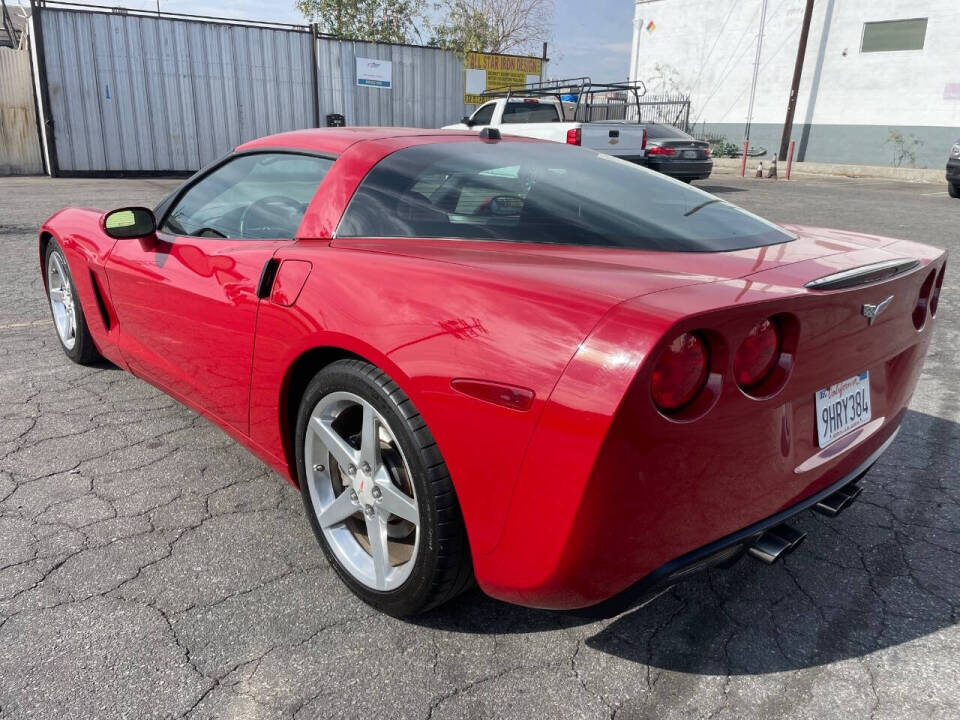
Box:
[236,127,480,156]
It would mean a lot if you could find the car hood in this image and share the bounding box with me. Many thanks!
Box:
[330,224,912,303]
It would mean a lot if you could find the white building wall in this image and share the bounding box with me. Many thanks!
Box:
[631,0,960,167]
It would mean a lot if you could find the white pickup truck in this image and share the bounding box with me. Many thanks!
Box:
[443,93,649,162]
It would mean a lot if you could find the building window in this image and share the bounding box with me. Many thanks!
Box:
[861,18,927,52]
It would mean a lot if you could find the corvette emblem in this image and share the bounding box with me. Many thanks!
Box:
[861,295,894,325]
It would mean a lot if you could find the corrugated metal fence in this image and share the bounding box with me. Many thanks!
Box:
[316,37,469,128]
[0,47,43,175]
[35,8,315,174]
[28,5,507,176]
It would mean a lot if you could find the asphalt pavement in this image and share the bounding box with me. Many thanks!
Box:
[0,170,957,719]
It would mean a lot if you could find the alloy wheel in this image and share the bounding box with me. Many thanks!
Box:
[47,251,77,350]
[304,391,420,591]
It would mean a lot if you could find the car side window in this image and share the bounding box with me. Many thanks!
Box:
[161,153,334,240]
[470,103,496,127]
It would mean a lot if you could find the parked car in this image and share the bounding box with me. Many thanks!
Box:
[39,128,946,617]
[642,123,713,182]
[443,80,649,163]
[947,138,960,198]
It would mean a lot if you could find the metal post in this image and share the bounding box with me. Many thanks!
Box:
[29,0,58,176]
[779,0,814,160]
[743,0,768,172]
[309,23,320,127]
[786,139,795,180]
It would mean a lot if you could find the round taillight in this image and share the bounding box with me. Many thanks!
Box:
[930,263,946,317]
[913,270,936,330]
[734,318,782,389]
[651,332,709,411]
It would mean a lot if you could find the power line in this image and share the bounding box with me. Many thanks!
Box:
[691,0,790,126]
[744,0,769,147]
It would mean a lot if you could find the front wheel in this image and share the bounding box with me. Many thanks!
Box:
[44,239,101,364]
[948,182,960,199]
[296,359,473,616]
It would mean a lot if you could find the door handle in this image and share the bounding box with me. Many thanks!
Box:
[255,258,280,299]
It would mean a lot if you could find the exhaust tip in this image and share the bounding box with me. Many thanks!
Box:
[747,523,807,564]
[813,483,863,517]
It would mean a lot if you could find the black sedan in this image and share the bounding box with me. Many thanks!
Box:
[641,124,713,182]
[948,138,960,198]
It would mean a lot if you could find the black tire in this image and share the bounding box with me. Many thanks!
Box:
[949,182,960,199]
[295,359,473,616]
[44,239,102,365]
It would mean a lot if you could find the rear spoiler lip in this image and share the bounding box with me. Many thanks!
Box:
[804,257,921,291]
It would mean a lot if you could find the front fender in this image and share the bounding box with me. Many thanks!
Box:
[39,208,124,366]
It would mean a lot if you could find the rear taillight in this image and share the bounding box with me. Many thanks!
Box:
[642,128,648,150]
[931,263,946,317]
[646,145,677,156]
[734,318,781,389]
[651,332,709,411]
[704,146,712,157]
[913,269,937,330]
[566,128,581,146]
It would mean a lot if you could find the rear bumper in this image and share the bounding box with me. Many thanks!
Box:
[946,159,960,182]
[578,426,899,617]
[643,158,713,179]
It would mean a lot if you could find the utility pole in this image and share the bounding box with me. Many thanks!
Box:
[741,0,768,176]
[778,0,815,160]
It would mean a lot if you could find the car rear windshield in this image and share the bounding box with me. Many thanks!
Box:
[337,142,794,252]
[645,124,694,140]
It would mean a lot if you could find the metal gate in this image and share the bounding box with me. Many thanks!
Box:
[27,3,544,176]
[315,37,470,129]
[0,47,43,175]
[32,5,315,174]
[637,94,691,131]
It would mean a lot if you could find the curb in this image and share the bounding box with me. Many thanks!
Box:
[712,157,944,183]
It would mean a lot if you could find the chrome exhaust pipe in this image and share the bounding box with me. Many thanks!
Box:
[813,483,863,517]
[747,523,807,564]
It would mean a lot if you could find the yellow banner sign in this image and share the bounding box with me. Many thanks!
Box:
[464,52,543,105]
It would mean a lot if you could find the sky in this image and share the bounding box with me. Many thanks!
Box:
[19,0,634,80]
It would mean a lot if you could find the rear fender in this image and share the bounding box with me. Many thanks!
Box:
[248,246,618,555]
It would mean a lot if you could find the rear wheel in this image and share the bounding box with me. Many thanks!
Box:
[296,359,473,616]
[44,239,101,364]
[949,182,959,199]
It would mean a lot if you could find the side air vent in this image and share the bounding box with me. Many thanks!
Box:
[805,258,920,290]
[89,270,112,331]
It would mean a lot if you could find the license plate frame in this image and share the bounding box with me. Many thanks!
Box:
[815,372,872,447]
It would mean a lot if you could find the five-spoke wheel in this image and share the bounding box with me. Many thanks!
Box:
[305,391,420,591]
[44,239,100,364]
[296,359,473,616]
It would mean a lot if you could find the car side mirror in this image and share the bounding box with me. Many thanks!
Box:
[103,206,157,239]
[461,116,474,127]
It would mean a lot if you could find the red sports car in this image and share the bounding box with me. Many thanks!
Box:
[39,128,947,617]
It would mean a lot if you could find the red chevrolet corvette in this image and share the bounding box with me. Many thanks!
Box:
[39,128,946,616]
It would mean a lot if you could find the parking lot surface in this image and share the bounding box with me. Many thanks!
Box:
[1,172,958,719]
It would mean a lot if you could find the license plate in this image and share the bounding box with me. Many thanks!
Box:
[815,372,872,447]
[682,150,698,159]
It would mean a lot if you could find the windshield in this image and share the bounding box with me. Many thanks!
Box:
[337,142,793,252]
